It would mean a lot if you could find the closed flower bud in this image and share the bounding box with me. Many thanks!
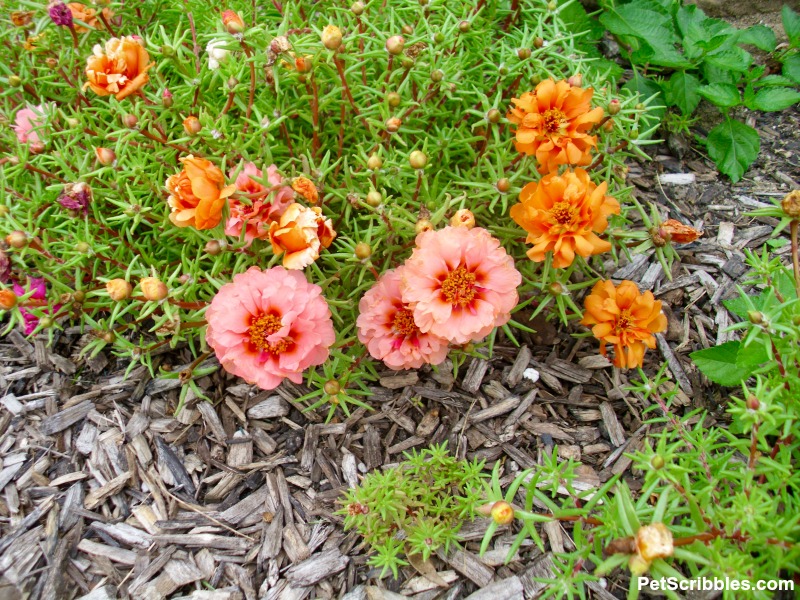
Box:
[635,523,673,562]
[322,25,343,50]
[603,120,614,132]
[205,239,225,255]
[294,55,313,73]
[39,316,54,328]
[746,395,760,411]
[385,116,401,132]
[0,206,8,217]
[450,208,475,229]
[46,57,58,69]
[221,9,244,34]
[496,178,510,193]
[517,47,531,59]
[6,231,28,248]
[350,1,364,15]
[161,44,176,57]
[458,20,470,32]
[409,150,428,169]
[415,218,433,234]
[366,190,382,207]
[431,69,443,82]
[385,35,405,55]
[367,153,383,170]
[99,330,116,343]
[567,73,582,87]
[781,190,800,219]
[433,32,445,44]
[490,501,515,525]
[9,75,22,87]
[72,290,86,303]
[75,241,91,253]
[487,108,501,123]
[608,99,621,115]
[534,36,544,48]
[162,88,174,108]
[106,279,132,301]
[547,0,558,9]
[140,277,168,301]
[354,242,372,259]
[748,310,764,325]
[0,289,17,310]
[95,147,116,166]
[549,282,565,296]
[324,379,341,395]
[650,455,665,469]
[387,92,401,107]
[183,116,202,136]
[122,114,138,129]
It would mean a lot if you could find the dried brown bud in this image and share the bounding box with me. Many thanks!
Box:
[106,279,132,301]
[270,36,292,55]
[355,242,372,259]
[140,277,168,301]
[183,116,202,136]
[649,226,668,248]
[95,147,116,166]
[781,190,800,219]
[222,9,245,34]
[450,208,475,229]
[0,289,17,310]
[321,25,343,50]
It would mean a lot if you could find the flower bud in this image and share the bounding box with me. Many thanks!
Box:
[496,178,510,193]
[39,316,54,329]
[409,150,428,169]
[458,20,471,33]
[95,147,116,166]
[350,1,364,15]
[72,290,86,303]
[385,35,405,55]
[608,99,621,115]
[8,75,21,87]
[122,114,138,129]
[222,9,245,34]
[0,290,17,310]
[547,0,558,10]
[46,57,58,69]
[161,44,176,57]
[567,73,582,87]
[635,103,645,111]
[401,56,414,69]
[385,116,402,133]
[431,69,444,83]
[433,32,445,44]
[75,241,91,254]
[650,455,665,470]
[387,92,401,107]
[366,190,382,207]
[183,116,202,136]
[630,129,639,140]
[322,25,343,50]
[162,88,174,108]
[603,120,614,132]
[30,141,45,154]
[746,395,760,411]
[517,47,531,59]
[140,277,168,301]
[415,219,433,234]
[748,310,764,325]
[99,330,116,344]
[324,379,341,395]
[106,279,132,301]
[533,36,544,48]
[781,190,800,219]
[355,242,372,259]
[487,108,501,124]
[548,282,565,296]
[270,36,292,56]
[205,239,225,255]
[490,501,514,525]
[450,209,475,229]
[367,153,383,170]
[6,231,28,248]
[635,523,673,562]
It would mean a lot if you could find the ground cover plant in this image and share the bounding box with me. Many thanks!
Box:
[1,0,799,598]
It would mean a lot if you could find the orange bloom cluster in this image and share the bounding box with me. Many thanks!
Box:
[507,78,604,175]
[84,36,152,100]
[68,3,113,33]
[166,156,236,230]
[511,168,619,268]
[581,280,666,369]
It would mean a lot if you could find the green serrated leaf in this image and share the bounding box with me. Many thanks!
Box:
[748,87,800,112]
[738,25,777,52]
[690,341,747,386]
[706,118,759,183]
[697,82,741,108]
[666,71,701,115]
[783,53,800,84]
[704,47,753,72]
[783,5,800,46]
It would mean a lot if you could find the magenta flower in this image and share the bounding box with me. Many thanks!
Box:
[13,277,61,335]
[48,1,73,27]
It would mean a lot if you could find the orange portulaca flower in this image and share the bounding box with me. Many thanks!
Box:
[511,168,619,268]
[581,280,667,369]
[166,155,236,230]
[507,78,604,174]
[68,3,113,33]
[268,203,336,270]
[84,36,153,100]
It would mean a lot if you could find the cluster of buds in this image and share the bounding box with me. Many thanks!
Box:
[107,277,169,302]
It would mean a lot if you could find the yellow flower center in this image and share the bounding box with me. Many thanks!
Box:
[441,266,477,306]
[550,201,576,226]
[542,108,567,134]
[392,309,418,337]
[249,313,292,354]
[616,309,634,333]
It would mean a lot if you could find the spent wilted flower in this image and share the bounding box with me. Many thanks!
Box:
[357,268,449,370]
[507,78,604,174]
[58,182,93,214]
[659,219,702,244]
[401,227,521,345]
[84,36,153,100]
[11,11,35,27]
[67,2,113,32]
[48,1,74,27]
[510,168,619,268]
[206,39,230,70]
[166,155,236,230]
[225,163,294,244]
[291,176,319,204]
[268,203,336,270]
[205,266,335,390]
[581,280,667,369]
[636,523,674,562]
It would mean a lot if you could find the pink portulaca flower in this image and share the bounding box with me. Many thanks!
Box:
[357,268,449,370]
[13,104,48,145]
[401,226,522,345]
[13,277,61,335]
[225,163,294,245]
[205,266,335,390]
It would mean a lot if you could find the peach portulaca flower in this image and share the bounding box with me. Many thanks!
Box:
[67,3,113,32]
[225,163,294,245]
[581,280,667,369]
[205,267,335,390]
[511,168,619,268]
[357,268,449,370]
[166,155,236,230]
[84,36,153,100]
[507,78,604,174]
[401,227,522,345]
[268,203,336,270]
